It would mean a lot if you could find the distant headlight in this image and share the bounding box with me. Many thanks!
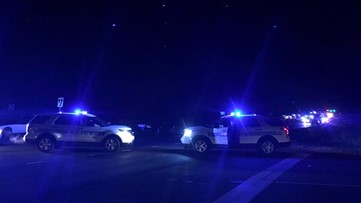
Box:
[183,129,192,137]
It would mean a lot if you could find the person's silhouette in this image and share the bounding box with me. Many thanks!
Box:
[227,119,242,148]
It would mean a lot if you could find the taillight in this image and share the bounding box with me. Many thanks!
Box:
[281,127,289,135]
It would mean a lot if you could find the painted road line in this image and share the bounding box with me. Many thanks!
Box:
[213,153,309,203]
[276,181,361,188]
[122,149,132,152]
[151,145,159,148]
[26,161,43,165]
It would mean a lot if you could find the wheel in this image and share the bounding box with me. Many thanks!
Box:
[104,136,120,152]
[1,127,12,142]
[37,137,54,152]
[258,139,277,155]
[192,137,211,153]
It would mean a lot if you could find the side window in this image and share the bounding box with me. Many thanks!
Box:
[264,118,285,126]
[54,115,81,126]
[241,117,261,128]
[30,115,52,124]
[218,118,232,128]
[82,117,101,127]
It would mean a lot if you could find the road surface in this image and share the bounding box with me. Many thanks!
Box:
[1,136,360,203]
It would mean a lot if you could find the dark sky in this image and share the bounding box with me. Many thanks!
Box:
[1,0,360,122]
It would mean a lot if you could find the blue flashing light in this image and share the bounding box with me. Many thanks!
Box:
[74,109,88,115]
[74,109,81,115]
[230,110,242,117]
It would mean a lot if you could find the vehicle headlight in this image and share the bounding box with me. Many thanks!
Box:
[119,129,132,133]
[183,129,192,137]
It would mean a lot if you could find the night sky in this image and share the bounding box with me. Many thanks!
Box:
[1,0,361,123]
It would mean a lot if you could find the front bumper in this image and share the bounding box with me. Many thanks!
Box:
[278,142,291,148]
[119,133,135,144]
[180,136,191,144]
[25,138,37,144]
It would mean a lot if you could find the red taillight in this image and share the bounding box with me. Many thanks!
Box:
[281,127,289,135]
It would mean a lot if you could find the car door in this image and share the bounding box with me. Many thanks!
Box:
[239,117,263,144]
[212,118,230,145]
[80,116,104,143]
[53,115,82,142]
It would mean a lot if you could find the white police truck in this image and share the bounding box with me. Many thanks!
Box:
[180,114,290,155]
[25,112,135,152]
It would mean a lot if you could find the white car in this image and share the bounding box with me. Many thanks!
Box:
[180,115,290,155]
[0,124,27,142]
[24,112,135,152]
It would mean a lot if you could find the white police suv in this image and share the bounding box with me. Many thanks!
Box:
[180,115,290,155]
[24,112,135,152]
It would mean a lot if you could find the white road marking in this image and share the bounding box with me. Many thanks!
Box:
[276,181,361,188]
[26,161,43,165]
[84,154,96,157]
[151,145,159,148]
[122,149,132,152]
[213,153,309,203]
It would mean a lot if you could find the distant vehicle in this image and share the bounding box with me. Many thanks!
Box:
[311,114,322,126]
[0,124,26,142]
[24,112,135,152]
[180,115,290,155]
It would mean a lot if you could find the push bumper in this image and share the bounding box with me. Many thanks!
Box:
[25,138,36,144]
[278,142,291,148]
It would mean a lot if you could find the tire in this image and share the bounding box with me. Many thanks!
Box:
[37,136,54,152]
[1,127,12,142]
[192,137,211,153]
[258,139,277,155]
[103,136,120,152]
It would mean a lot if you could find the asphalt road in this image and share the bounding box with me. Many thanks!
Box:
[1,136,361,203]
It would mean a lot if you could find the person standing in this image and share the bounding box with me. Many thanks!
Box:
[227,118,242,148]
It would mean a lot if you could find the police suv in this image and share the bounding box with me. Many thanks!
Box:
[180,114,290,155]
[24,112,135,152]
